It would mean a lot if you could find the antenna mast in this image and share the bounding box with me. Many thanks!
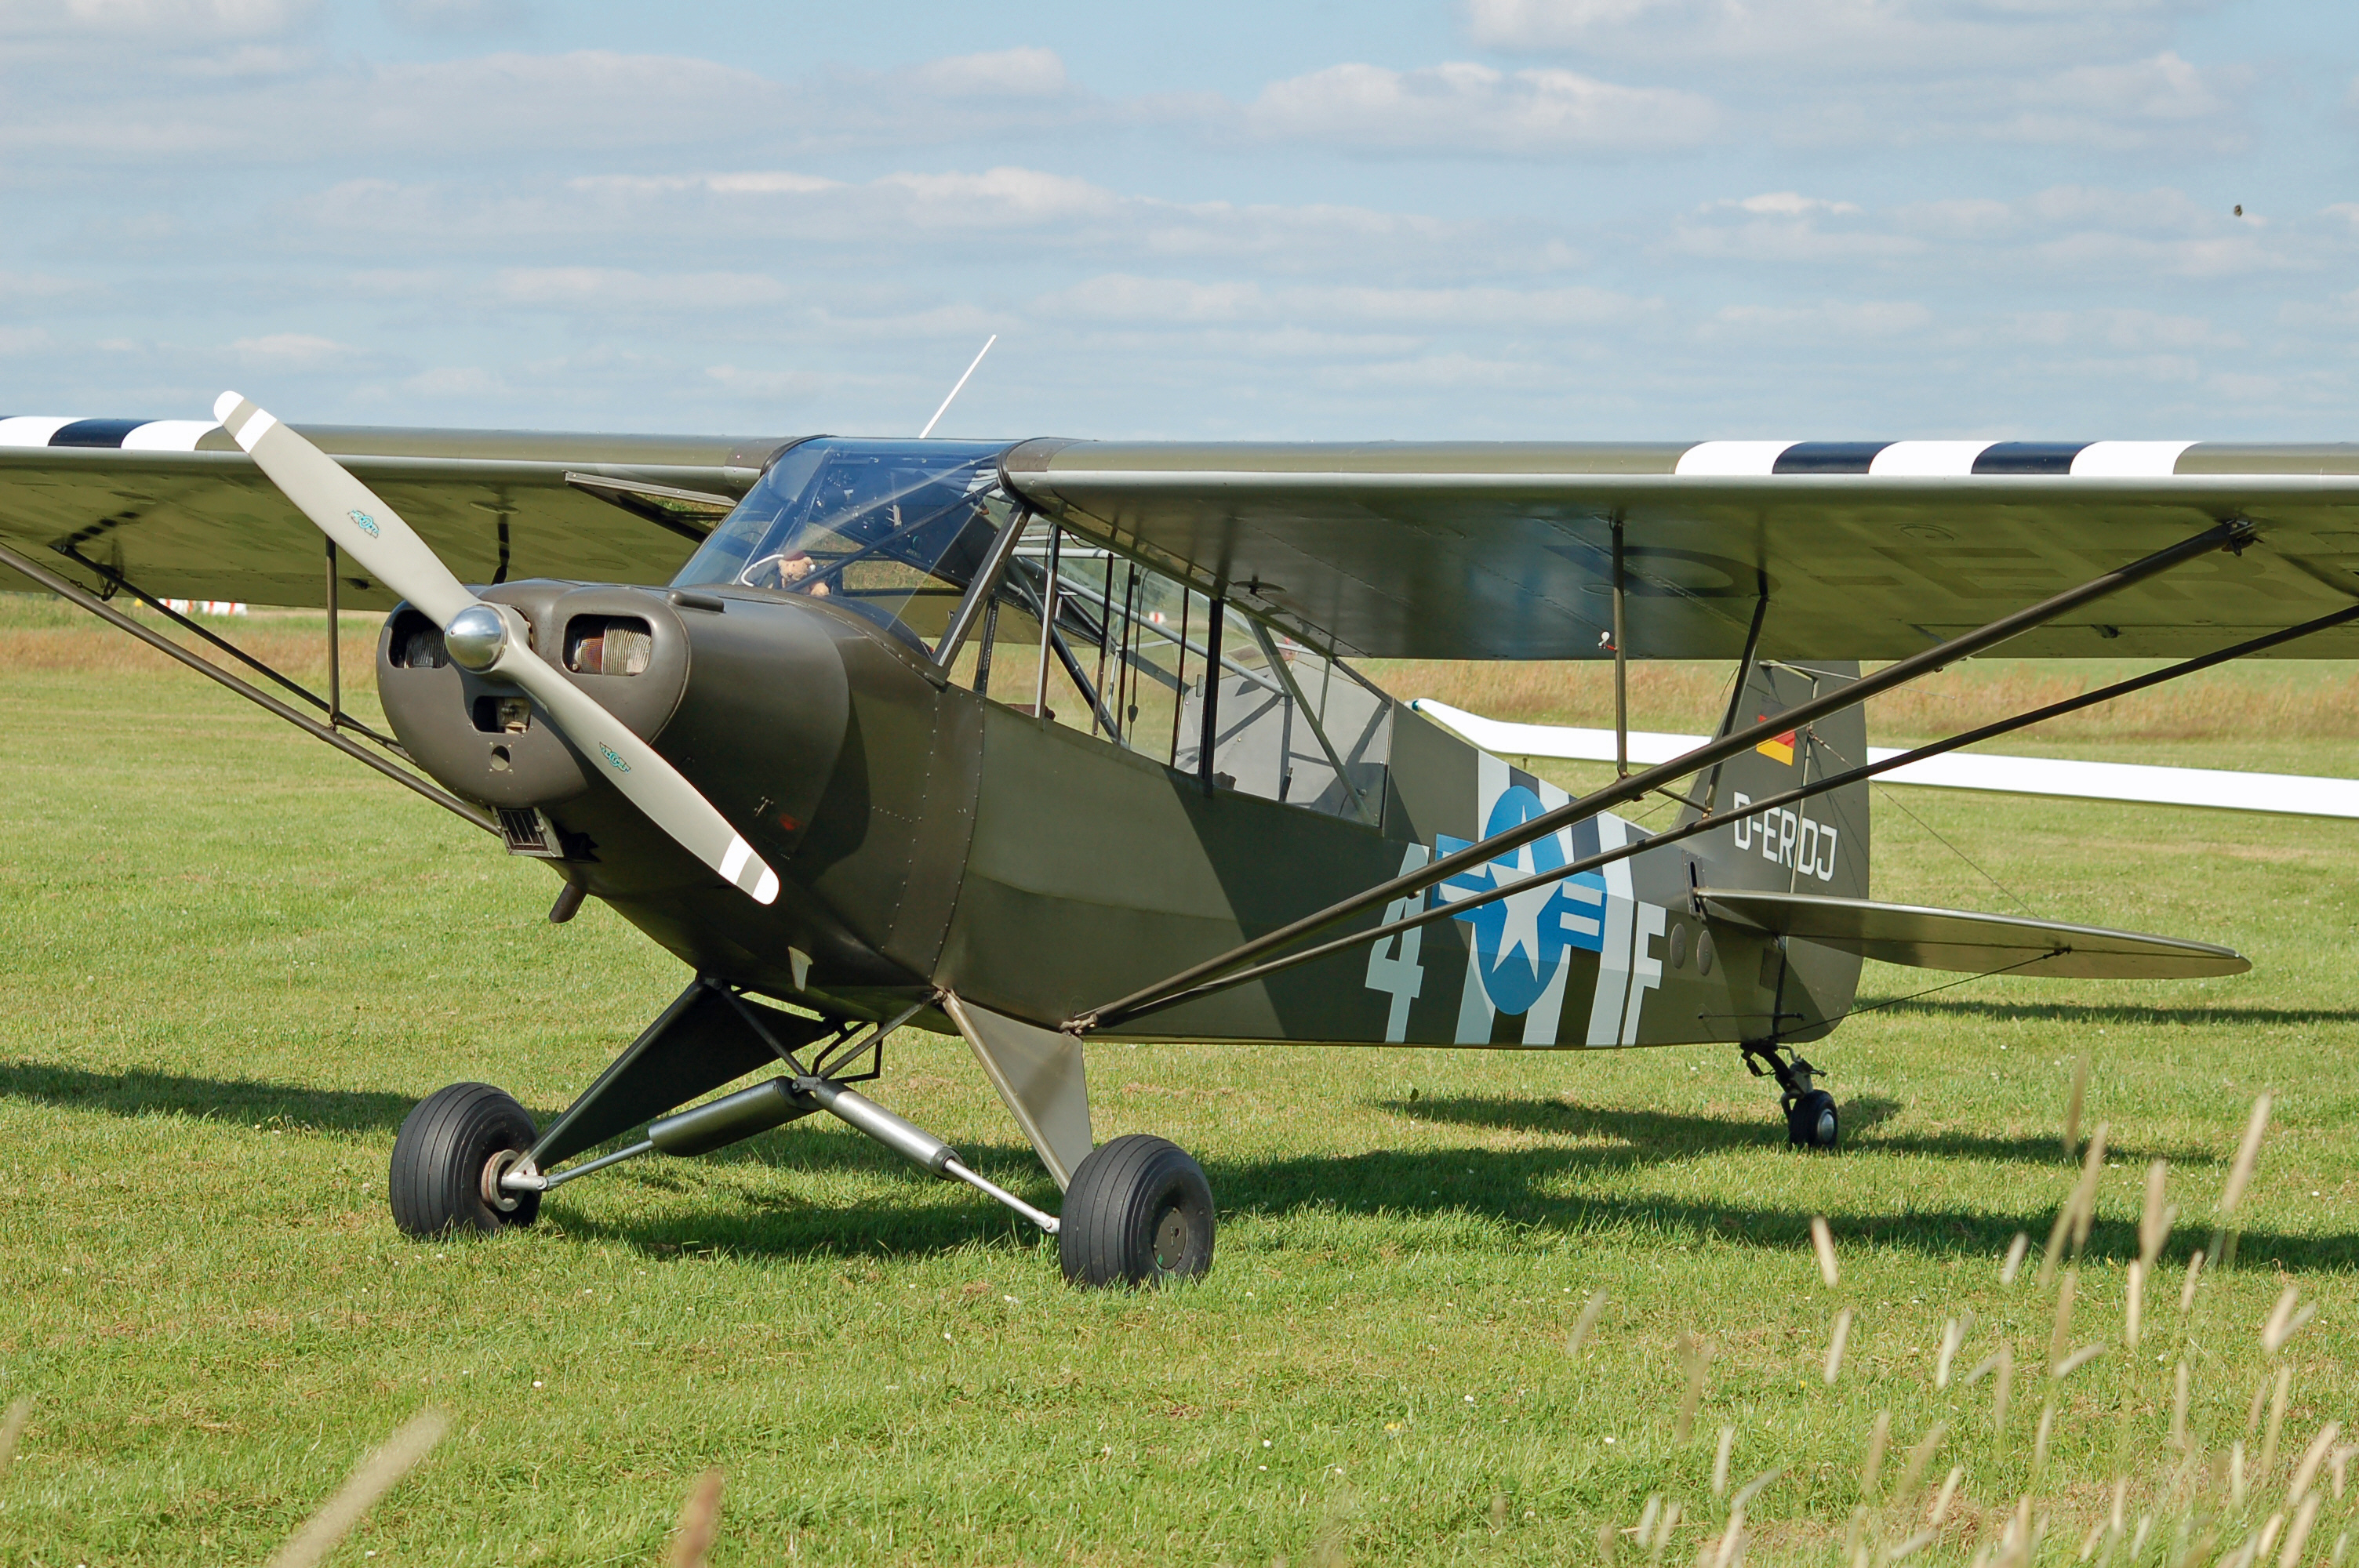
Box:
[920,335,998,438]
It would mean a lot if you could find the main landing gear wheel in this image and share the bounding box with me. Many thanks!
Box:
[1058,1134,1215,1289]
[1787,1088,1840,1151]
[389,1082,542,1237]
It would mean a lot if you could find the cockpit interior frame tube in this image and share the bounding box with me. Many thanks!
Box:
[932,501,1033,669]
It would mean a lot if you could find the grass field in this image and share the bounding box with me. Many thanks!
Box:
[2,593,2355,1566]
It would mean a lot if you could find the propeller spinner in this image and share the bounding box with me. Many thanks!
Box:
[213,391,780,906]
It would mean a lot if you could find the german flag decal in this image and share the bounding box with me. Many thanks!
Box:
[1755,718,1796,766]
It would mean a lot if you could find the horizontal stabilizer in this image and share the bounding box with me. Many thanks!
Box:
[1699,888,2249,979]
[1409,699,2359,820]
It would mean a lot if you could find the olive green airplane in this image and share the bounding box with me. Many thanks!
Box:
[12,404,2355,1287]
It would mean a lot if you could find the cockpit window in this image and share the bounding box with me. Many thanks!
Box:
[673,438,1016,649]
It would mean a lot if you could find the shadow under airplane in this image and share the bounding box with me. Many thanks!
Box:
[13,1058,2340,1272]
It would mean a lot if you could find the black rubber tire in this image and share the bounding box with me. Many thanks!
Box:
[389,1083,541,1237]
[1057,1134,1215,1289]
[1786,1088,1841,1151]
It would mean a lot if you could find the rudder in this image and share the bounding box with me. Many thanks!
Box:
[1680,660,1870,1040]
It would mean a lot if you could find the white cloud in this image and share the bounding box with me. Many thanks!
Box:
[2029,227,2278,281]
[1698,299,1932,341]
[1893,198,2019,241]
[1998,53,2247,152]
[380,0,526,31]
[903,46,1070,99]
[2023,184,2219,234]
[1463,0,2207,72]
[1052,275,1267,323]
[873,166,1119,224]
[702,363,830,400]
[229,331,354,364]
[0,267,90,296]
[0,0,314,33]
[291,167,1517,287]
[1727,192,1860,217]
[1460,0,2246,157]
[1998,308,2241,353]
[493,267,791,311]
[1244,60,1717,154]
[0,44,1103,165]
[1668,200,1925,264]
[1063,275,1642,325]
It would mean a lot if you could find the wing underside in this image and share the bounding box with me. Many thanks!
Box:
[1002,437,2359,661]
[0,418,791,608]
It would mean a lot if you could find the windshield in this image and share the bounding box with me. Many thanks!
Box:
[674,438,1017,648]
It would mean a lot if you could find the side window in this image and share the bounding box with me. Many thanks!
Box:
[945,521,1205,765]
[1180,625,1391,826]
[945,520,1392,824]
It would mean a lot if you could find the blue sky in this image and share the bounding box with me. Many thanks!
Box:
[3,0,2357,441]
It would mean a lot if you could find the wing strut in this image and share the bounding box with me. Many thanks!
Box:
[1700,575,1771,815]
[1091,590,2357,1029]
[1612,518,1629,777]
[0,535,496,835]
[1071,517,2255,1033]
[53,536,408,757]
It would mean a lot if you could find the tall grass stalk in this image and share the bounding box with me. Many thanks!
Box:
[2214,1092,2275,1268]
[2063,1055,2089,1157]
[1812,1214,1841,1288]
[1825,1308,1856,1385]
[0,1397,27,1482]
[264,1410,447,1568]
[665,1469,725,1568]
[1675,1331,1713,1443]
[1860,1410,1892,1502]
[2256,1366,2292,1484]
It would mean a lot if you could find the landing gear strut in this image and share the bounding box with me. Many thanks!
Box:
[383,978,1221,1289]
[1743,1043,1840,1151]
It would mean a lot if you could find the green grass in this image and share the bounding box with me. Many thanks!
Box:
[2,602,2355,1565]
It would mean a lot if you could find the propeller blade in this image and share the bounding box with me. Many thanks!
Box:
[216,391,780,906]
[214,391,474,626]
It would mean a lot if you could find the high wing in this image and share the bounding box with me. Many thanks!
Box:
[16,421,2359,662]
[1001,437,2359,659]
[0,415,794,608]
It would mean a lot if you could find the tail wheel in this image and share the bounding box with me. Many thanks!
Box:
[389,1082,542,1237]
[1058,1134,1215,1288]
[1786,1088,1841,1151]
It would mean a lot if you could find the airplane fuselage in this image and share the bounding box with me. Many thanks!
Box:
[377,579,1865,1051]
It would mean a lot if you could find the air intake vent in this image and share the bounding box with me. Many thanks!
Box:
[391,610,448,668]
[565,615,653,676]
[497,808,562,858]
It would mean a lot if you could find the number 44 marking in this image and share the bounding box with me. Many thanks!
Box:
[1364,842,1430,1043]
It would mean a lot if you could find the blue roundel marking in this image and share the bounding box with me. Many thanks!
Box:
[345,509,381,539]
[1434,786,1611,1018]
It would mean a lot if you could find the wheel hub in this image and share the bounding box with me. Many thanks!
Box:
[481,1147,527,1213]
[1153,1203,1191,1272]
